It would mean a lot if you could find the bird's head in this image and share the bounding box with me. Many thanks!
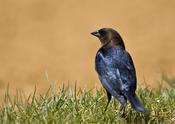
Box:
[91,28,125,49]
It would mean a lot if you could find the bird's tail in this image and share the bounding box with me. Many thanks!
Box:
[125,93,147,113]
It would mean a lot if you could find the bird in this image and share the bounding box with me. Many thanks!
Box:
[91,28,147,117]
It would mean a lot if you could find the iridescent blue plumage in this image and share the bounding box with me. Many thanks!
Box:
[92,28,147,114]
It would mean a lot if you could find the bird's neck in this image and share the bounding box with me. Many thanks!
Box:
[102,39,125,50]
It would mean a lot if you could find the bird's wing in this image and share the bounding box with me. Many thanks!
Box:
[96,50,147,112]
[117,51,137,91]
[95,50,136,96]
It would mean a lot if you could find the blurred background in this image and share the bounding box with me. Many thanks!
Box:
[0,0,175,103]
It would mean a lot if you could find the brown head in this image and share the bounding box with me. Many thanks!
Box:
[91,28,125,49]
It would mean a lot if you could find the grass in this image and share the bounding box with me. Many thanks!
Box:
[0,75,175,124]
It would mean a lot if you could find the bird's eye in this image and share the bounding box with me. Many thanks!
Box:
[99,30,106,36]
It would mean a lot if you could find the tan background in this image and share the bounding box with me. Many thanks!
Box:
[0,0,175,103]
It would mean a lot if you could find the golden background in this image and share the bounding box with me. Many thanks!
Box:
[0,0,175,102]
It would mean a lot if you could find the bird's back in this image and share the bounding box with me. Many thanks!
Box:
[95,47,137,94]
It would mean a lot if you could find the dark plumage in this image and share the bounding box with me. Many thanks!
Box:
[91,28,147,116]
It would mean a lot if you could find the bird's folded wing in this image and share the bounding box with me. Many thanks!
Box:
[97,51,136,93]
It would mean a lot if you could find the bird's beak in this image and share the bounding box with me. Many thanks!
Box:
[91,30,100,37]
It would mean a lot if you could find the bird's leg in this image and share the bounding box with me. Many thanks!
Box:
[104,91,111,112]
[121,107,126,118]
[121,96,127,118]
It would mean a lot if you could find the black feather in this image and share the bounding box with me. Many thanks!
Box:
[92,28,147,113]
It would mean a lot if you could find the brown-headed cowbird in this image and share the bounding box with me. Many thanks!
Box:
[91,28,147,117]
